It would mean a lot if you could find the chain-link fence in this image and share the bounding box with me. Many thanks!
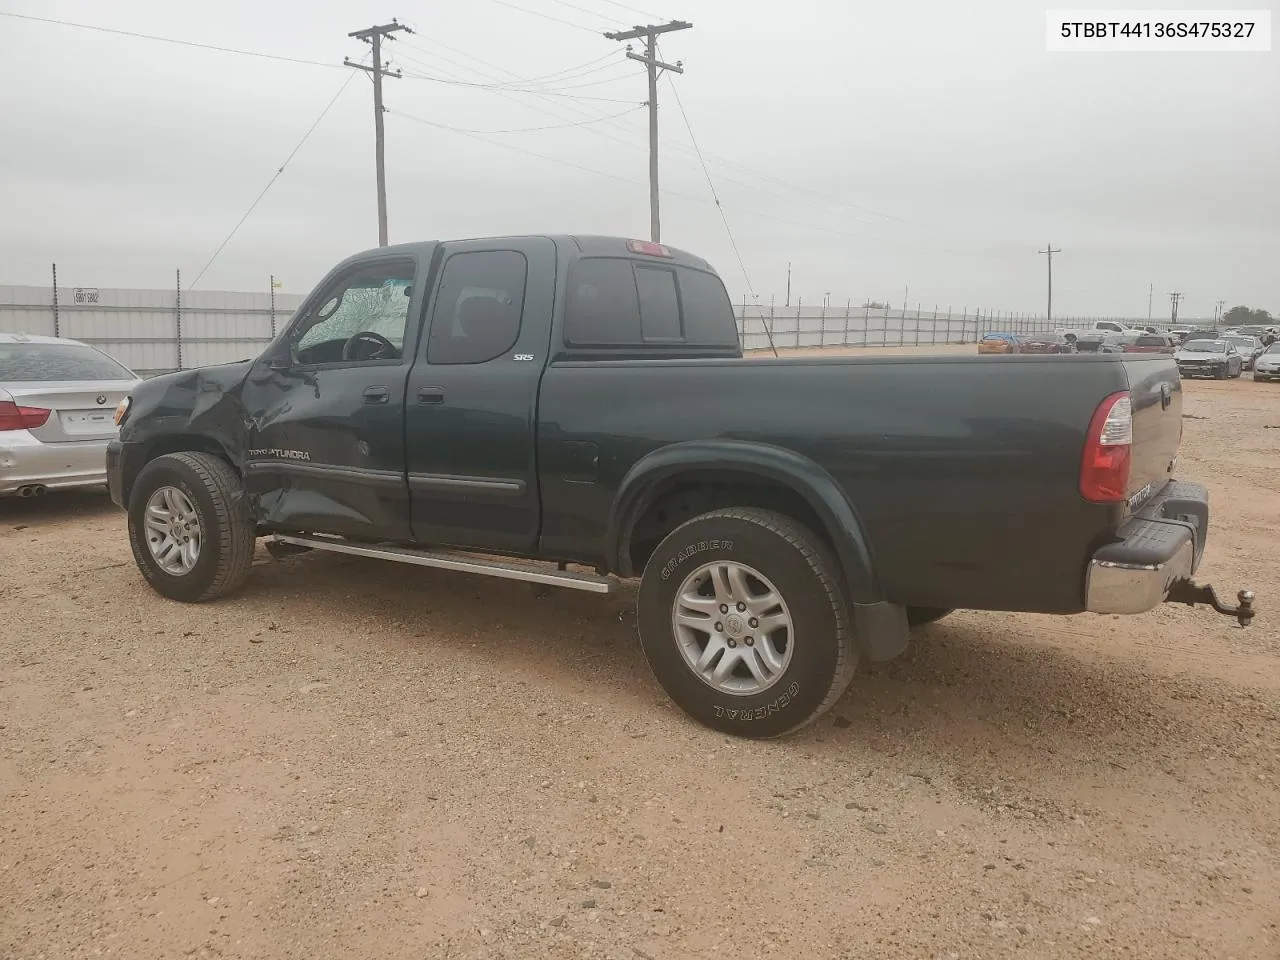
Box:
[733,301,1187,352]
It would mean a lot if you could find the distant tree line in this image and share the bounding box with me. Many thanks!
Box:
[1222,305,1274,328]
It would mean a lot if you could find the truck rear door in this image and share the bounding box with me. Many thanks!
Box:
[404,237,557,553]
[1124,358,1183,509]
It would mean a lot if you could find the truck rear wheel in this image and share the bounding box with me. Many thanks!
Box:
[127,452,255,602]
[636,508,857,738]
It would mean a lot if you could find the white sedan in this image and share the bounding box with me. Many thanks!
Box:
[0,333,141,497]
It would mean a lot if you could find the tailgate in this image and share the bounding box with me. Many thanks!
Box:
[1124,358,1182,509]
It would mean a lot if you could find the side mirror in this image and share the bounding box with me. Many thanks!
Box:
[268,351,292,371]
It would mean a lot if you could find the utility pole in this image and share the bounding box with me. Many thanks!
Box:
[1214,298,1225,324]
[346,20,412,247]
[1038,244,1061,324]
[1148,282,1153,323]
[785,261,791,307]
[1169,291,1184,325]
[604,19,692,243]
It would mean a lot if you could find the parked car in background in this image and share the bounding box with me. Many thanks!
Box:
[1074,331,1127,353]
[1252,342,1280,382]
[977,332,1020,354]
[1058,319,1143,345]
[1224,335,1265,370]
[1168,327,1192,343]
[1,333,141,497]
[1174,339,1243,379]
[1123,334,1178,355]
[1015,332,1075,354]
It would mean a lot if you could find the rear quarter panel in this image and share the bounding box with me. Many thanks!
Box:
[538,354,1138,613]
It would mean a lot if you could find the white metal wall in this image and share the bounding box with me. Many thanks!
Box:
[2,282,1187,372]
[0,284,305,377]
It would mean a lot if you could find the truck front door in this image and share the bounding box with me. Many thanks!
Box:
[240,253,424,540]
[404,237,556,553]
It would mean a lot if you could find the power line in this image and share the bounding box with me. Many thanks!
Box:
[593,0,667,19]
[394,48,636,93]
[399,41,623,88]
[397,66,641,102]
[545,0,627,28]
[190,71,359,289]
[664,71,777,357]
[487,0,605,34]
[392,109,648,188]
[0,10,342,69]
[408,104,643,135]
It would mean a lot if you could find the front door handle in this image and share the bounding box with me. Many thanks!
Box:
[362,385,390,404]
[417,387,445,404]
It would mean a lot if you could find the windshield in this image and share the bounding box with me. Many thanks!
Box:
[1225,338,1256,350]
[1265,342,1280,355]
[1135,336,1168,346]
[1182,340,1225,353]
[0,342,136,381]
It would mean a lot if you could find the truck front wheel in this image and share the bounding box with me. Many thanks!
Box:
[636,508,857,738]
[127,452,256,602]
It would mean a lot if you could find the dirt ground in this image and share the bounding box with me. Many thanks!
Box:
[2,353,1278,960]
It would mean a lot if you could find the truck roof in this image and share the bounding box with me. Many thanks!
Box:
[338,235,719,275]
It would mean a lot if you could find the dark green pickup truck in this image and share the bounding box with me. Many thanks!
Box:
[106,235,1253,737]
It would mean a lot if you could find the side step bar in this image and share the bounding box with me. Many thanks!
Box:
[269,533,616,594]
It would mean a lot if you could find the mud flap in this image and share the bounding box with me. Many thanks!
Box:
[854,600,910,662]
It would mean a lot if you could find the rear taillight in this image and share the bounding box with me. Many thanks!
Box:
[0,400,51,432]
[1080,391,1132,503]
[625,239,673,258]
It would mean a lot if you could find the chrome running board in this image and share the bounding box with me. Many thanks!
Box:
[269,533,616,594]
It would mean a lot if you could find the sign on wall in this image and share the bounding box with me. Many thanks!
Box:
[72,287,100,304]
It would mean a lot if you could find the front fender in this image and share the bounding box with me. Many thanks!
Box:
[607,439,882,606]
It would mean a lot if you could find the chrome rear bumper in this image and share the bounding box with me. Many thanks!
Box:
[1084,481,1207,615]
[1086,535,1195,614]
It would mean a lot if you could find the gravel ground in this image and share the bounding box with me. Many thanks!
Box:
[2,360,1278,960]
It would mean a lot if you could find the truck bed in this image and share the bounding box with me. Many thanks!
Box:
[537,352,1182,614]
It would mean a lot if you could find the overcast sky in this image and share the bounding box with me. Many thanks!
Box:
[0,0,1276,318]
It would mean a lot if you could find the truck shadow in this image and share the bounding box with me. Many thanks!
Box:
[242,551,1269,796]
[0,489,117,527]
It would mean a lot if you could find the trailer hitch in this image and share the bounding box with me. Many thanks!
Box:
[1166,580,1256,627]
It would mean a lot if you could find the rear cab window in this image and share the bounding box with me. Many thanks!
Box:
[563,257,738,350]
[0,342,134,381]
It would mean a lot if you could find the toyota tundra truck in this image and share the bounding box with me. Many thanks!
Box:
[105,235,1254,738]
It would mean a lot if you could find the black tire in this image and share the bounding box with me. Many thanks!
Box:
[1214,366,1227,380]
[636,507,857,739]
[127,452,255,602]
[907,606,954,628]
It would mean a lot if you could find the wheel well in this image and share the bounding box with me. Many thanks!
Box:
[626,470,833,574]
[124,436,237,504]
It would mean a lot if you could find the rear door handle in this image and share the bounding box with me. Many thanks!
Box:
[417,387,445,404]
[362,385,390,404]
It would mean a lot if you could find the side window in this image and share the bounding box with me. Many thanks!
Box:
[564,258,642,345]
[293,260,416,365]
[678,268,740,346]
[427,250,527,365]
[635,266,682,340]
